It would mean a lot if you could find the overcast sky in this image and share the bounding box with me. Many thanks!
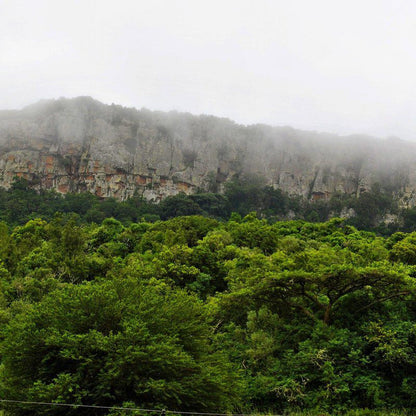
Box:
[1,0,416,139]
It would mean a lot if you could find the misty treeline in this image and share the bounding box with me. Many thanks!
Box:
[0,177,413,234]
[1,214,416,415]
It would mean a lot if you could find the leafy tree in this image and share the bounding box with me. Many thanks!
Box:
[0,279,242,415]
[159,194,203,219]
[1,210,416,414]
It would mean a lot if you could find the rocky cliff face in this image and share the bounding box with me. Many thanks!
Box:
[1,96,416,204]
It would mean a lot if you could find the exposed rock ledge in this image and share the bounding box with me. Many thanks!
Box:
[1,96,416,204]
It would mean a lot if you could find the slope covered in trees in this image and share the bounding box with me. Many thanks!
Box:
[1,210,416,415]
[0,177,411,234]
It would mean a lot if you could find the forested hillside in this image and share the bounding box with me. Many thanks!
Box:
[1,206,416,415]
[4,1,416,415]
[4,177,416,234]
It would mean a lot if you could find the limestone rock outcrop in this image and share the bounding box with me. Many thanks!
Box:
[1,96,416,204]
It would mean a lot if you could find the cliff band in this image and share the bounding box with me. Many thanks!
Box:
[1,96,416,205]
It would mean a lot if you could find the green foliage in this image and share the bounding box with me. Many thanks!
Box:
[159,194,203,219]
[2,182,416,414]
[1,280,242,415]
[224,176,289,217]
[0,177,409,235]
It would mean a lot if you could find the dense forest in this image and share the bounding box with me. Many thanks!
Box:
[2,177,416,234]
[0,181,416,415]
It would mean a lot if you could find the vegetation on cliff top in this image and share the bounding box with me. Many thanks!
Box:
[0,177,410,234]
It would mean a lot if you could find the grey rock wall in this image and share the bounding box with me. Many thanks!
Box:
[1,97,416,204]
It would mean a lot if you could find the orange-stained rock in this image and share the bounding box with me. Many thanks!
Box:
[2,96,406,205]
[135,176,147,185]
[58,184,69,193]
[311,191,331,201]
[45,155,55,173]
[177,182,191,192]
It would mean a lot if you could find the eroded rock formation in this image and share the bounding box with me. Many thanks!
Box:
[1,96,416,204]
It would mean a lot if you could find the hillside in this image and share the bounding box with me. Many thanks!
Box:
[1,97,416,204]
[1,215,416,415]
